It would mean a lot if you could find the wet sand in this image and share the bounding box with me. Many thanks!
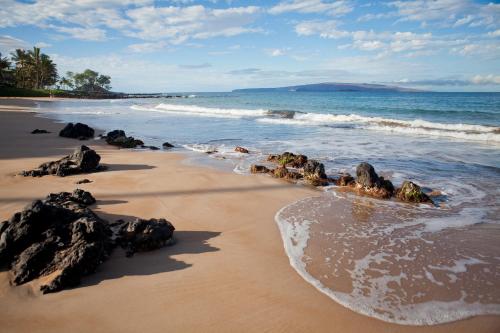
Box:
[0,98,499,332]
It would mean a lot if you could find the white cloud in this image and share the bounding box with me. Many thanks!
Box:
[269,0,352,16]
[0,35,28,54]
[295,20,349,39]
[471,74,500,85]
[127,41,168,53]
[0,1,263,45]
[52,26,107,41]
[266,48,286,56]
[124,5,262,42]
[35,42,52,48]
[487,30,500,38]
[389,0,500,29]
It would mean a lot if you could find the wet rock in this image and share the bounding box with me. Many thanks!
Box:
[59,123,94,140]
[271,166,289,178]
[21,145,101,177]
[268,152,308,168]
[104,130,144,148]
[396,181,431,203]
[335,174,355,186]
[235,146,249,154]
[0,190,112,293]
[352,163,395,199]
[76,179,92,184]
[162,142,174,149]
[31,129,50,134]
[303,159,327,184]
[142,145,159,150]
[119,218,175,257]
[250,165,270,174]
[356,162,379,188]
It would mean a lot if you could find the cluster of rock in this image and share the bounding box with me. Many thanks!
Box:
[0,190,111,293]
[251,151,431,204]
[102,129,174,151]
[252,152,328,186]
[21,145,103,177]
[0,190,176,293]
[59,123,95,140]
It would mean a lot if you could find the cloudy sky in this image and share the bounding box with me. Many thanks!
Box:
[0,0,499,92]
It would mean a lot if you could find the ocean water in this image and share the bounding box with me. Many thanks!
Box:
[35,91,500,325]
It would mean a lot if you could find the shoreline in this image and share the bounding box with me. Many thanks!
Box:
[0,98,499,332]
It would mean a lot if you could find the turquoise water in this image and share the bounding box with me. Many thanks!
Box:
[36,91,500,325]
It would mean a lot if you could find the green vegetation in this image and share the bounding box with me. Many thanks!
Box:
[0,46,114,98]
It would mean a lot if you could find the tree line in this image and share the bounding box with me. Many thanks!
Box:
[0,47,112,93]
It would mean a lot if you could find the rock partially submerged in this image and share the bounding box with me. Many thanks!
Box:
[351,162,394,199]
[59,123,95,140]
[250,164,270,174]
[267,152,308,168]
[118,218,175,257]
[396,181,431,203]
[235,146,249,154]
[162,142,175,149]
[303,160,327,185]
[0,190,112,293]
[21,145,102,177]
[31,129,50,134]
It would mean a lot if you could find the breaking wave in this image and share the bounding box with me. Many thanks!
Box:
[131,103,500,143]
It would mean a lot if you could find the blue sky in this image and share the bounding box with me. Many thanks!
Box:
[0,0,499,92]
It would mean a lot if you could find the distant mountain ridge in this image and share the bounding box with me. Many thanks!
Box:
[233,82,423,93]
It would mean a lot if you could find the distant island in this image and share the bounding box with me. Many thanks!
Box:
[233,82,423,93]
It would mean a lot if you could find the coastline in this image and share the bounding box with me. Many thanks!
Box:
[0,98,499,332]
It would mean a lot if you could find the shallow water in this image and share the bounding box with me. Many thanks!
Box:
[35,91,500,324]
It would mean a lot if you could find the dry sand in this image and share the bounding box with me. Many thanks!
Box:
[0,98,498,332]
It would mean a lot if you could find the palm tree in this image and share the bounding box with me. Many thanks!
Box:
[28,47,41,89]
[39,54,57,88]
[11,49,30,88]
[0,52,11,84]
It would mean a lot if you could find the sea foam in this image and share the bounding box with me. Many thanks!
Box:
[275,194,500,325]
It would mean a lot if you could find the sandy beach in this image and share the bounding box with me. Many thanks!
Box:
[0,98,499,333]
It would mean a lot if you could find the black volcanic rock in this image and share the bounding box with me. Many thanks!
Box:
[21,145,101,177]
[104,130,144,148]
[119,218,175,257]
[31,129,50,134]
[162,142,174,149]
[0,190,112,293]
[59,123,95,140]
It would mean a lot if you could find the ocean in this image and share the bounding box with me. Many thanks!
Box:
[35,91,500,325]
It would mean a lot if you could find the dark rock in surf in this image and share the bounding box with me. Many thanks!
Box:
[31,129,50,134]
[303,159,327,184]
[352,162,394,199]
[267,152,308,168]
[162,142,175,149]
[396,181,431,203]
[21,145,101,177]
[59,123,95,140]
[235,146,249,154]
[356,162,379,188]
[250,165,270,174]
[335,174,355,186]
